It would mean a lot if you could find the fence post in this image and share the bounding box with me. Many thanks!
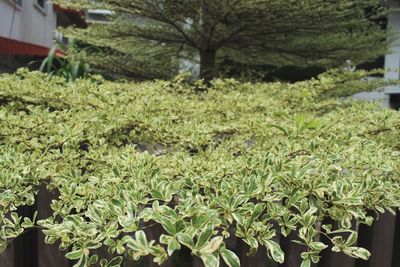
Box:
[318,218,355,267]
[391,213,400,267]
[0,232,15,267]
[143,223,174,267]
[236,239,269,267]
[355,212,396,267]
[36,185,71,267]
[14,205,38,267]
[278,230,305,267]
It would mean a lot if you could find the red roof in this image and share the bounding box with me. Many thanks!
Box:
[0,36,63,57]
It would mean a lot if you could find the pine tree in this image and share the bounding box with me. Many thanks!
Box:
[57,0,392,81]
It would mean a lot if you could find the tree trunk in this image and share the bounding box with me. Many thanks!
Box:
[200,49,216,84]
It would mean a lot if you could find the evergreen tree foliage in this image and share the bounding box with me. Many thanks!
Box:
[57,0,392,81]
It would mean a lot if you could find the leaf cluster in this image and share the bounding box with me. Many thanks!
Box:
[38,39,91,82]
[0,70,399,266]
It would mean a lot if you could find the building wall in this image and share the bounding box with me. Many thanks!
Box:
[0,0,57,48]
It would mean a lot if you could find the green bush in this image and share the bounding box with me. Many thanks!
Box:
[0,70,399,267]
[39,39,90,82]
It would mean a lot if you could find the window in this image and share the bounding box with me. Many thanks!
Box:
[36,0,44,8]
[86,9,112,23]
[11,0,22,7]
[34,0,47,14]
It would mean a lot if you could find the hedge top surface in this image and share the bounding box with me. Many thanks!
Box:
[0,70,399,267]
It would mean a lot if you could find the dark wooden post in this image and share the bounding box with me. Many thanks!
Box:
[0,240,14,267]
[14,205,38,267]
[319,218,355,267]
[355,212,396,267]
[143,223,174,267]
[191,256,204,267]
[278,231,306,267]
[36,185,70,267]
[391,213,400,267]
[236,239,269,267]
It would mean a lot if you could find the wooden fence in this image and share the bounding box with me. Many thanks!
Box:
[0,187,399,267]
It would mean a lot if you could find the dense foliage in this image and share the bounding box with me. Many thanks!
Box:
[57,0,391,81]
[0,70,399,267]
[39,39,90,82]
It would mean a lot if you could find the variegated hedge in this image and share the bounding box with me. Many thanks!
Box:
[0,69,399,267]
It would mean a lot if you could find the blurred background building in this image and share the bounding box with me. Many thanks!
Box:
[0,0,86,72]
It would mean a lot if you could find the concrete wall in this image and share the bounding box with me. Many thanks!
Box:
[382,1,400,108]
[384,12,400,79]
[0,0,57,48]
[352,1,400,107]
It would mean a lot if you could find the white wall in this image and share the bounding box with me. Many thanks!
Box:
[0,0,57,48]
[384,1,400,101]
[351,1,400,106]
[384,11,400,80]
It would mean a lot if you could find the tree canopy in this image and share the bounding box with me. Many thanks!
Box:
[58,0,391,81]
